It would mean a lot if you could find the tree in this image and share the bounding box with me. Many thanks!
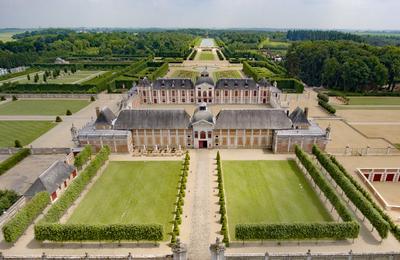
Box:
[379,46,400,91]
[27,74,30,81]
[66,109,72,116]
[55,116,62,122]
[34,73,39,83]
[43,74,47,82]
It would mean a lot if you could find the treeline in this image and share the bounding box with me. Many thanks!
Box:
[287,30,363,42]
[286,41,400,92]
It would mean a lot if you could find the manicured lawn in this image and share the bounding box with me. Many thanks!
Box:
[67,161,181,239]
[17,70,105,84]
[213,70,242,81]
[0,99,90,115]
[170,70,199,82]
[197,50,215,61]
[0,121,57,147]
[347,97,400,106]
[223,160,333,239]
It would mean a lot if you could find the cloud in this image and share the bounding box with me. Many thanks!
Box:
[0,0,399,30]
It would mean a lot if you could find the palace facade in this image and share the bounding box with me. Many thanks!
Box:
[136,70,281,106]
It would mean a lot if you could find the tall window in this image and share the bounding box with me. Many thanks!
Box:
[153,91,157,96]
[208,131,212,138]
[172,90,175,96]
[216,91,220,97]
[253,90,257,96]
[200,131,206,139]
[203,91,207,97]
[198,91,201,96]
[208,91,212,97]
[235,91,239,97]
[195,131,198,138]
[162,91,165,97]
[225,90,228,97]
[142,91,146,97]
[182,90,185,96]
[245,91,248,97]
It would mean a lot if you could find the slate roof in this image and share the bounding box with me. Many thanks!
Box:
[214,109,292,130]
[137,77,151,87]
[191,104,214,125]
[152,78,194,89]
[195,76,214,86]
[95,107,116,126]
[114,109,191,130]
[215,78,257,89]
[25,160,75,197]
[289,107,310,126]
[258,78,273,87]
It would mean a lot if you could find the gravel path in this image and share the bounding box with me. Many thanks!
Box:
[187,150,212,260]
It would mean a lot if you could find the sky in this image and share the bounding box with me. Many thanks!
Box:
[0,0,400,30]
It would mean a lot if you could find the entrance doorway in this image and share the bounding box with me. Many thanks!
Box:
[199,140,208,149]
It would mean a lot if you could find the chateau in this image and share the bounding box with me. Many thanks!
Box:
[76,71,330,154]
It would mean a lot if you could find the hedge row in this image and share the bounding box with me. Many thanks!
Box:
[295,146,355,223]
[318,99,336,114]
[216,50,224,60]
[171,151,190,244]
[2,192,50,243]
[40,146,110,224]
[272,78,304,93]
[150,62,168,80]
[317,93,329,103]
[216,151,230,246]
[0,148,31,176]
[329,155,400,241]
[35,223,163,242]
[188,49,197,60]
[73,145,92,169]
[312,145,390,239]
[236,222,359,240]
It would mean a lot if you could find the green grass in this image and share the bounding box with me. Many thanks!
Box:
[347,97,400,106]
[15,70,105,84]
[0,121,57,147]
[0,99,90,115]
[197,50,215,61]
[395,144,400,150]
[223,160,333,240]
[0,31,22,42]
[252,67,275,78]
[258,38,290,50]
[67,161,181,240]
[213,70,242,81]
[170,70,199,82]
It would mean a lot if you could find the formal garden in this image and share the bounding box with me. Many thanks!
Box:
[197,50,215,61]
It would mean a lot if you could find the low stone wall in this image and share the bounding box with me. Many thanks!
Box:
[0,93,97,99]
[0,147,71,155]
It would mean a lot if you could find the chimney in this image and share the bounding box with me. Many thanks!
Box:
[95,107,100,118]
[304,107,309,119]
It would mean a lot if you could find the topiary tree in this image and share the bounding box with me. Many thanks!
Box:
[90,96,95,102]
[55,116,62,122]
[12,95,18,101]
[14,140,22,148]
[66,109,72,116]
[0,96,6,101]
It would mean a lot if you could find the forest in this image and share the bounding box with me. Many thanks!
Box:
[285,40,400,92]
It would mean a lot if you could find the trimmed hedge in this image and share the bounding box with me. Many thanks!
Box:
[150,62,168,80]
[2,192,50,243]
[329,155,400,241]
[35,223,163,242]
[41,146,110,223]
[73,145,92,169]
[0,148,31,176]
[317,93,329,103]
[216,50,224,60]
[188,49,197,60]
[216,151,230,246]
[312,145,390,239]
[318,100,336,114]
[236,222,359,240]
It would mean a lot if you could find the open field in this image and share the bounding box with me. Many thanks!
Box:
[0,31,22,42]
[213,70,242,81]
[258,38,290,49]
[223,160,332,239]
[0,121,56,147]
[170,70,199,81]
[67,161,181,239]
[0,70,105,85]
[197,50,215,61]
[0,99,90,115]
[337,109,400,122]
[347,97,400,106]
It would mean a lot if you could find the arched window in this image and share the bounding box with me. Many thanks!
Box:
[208,91,212,97]
[235,91,239,97]
[203,91,207,97]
